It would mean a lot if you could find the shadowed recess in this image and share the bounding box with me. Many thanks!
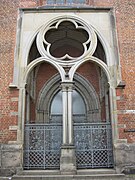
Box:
[45,21,89,58]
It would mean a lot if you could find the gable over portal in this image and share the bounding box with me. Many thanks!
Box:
[12,8,120,88]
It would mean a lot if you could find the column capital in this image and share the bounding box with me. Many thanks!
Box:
[60,81,75,92]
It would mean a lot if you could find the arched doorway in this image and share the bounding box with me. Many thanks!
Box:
[23,64,63,170]
[73,64,113,169]
[49,76,113,169]
[23,17,114,171]
[24,69,113,169]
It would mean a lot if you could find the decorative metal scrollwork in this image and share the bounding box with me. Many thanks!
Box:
[24,124,62,169]
[24,121,113,169]
[74,123,113,168]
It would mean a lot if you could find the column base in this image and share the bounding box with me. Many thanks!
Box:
[60,145,77,175]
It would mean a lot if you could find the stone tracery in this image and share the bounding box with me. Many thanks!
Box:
[36,17,97,63]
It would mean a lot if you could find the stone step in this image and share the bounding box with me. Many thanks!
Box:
[12,174,126,180]
[77,169,116,175]
[16,169,116,175]
[17,170,60,175]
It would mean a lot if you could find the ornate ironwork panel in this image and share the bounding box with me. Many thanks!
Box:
[74,123,113,168]
[24,124,62,169]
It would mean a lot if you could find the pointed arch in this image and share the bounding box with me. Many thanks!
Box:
[69,56,111,83]
[23,57,65,85]
[36,73,101,123]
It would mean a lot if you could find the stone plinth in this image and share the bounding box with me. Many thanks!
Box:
[60,145,76,175]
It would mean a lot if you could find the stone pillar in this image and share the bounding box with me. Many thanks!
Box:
[68,84,73,145]
[61,83,68,144]
[60,82,76,174]
[26,93,30,123]
[17,86,26,143]
[105,92,109,122]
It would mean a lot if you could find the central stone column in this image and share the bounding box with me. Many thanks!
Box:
[60,82,76,174]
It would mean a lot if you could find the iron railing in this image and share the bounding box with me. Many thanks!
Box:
[74,123,113,168]
[24,122,113,169]
[24,123,62,169]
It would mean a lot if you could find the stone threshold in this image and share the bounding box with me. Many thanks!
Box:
[11,168,126,180]
[12,173,126,180]
[17,168,116,175]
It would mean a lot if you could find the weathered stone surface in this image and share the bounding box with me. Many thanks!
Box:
[60,146,76,175]
[2,151,21,168]
[0,144,22,176]
[12,174,126,180]
[0,168,15,177]
[115,143,135,173]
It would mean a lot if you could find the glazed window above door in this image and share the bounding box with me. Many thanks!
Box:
[50,90,86,123]
[46,0,86,5]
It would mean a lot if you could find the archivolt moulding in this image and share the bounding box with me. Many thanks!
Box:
[36,73,100,123]
[69,56,111,83]
[23,57,65,85]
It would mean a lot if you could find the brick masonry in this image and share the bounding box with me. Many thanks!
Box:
[0,0,135,145]
[29,63,58,121]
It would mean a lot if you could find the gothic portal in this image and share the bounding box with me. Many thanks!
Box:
[22,17,114,171]
[1,0,135,177]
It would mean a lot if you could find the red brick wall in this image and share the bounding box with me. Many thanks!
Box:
[0,1,38,143]
[36,63,58,98]
[77,62,107,121]
[77,62,100,95]
[29,63,58,121]
[0,0,135,143]
[0,89,19,143]
[113,0,135,142]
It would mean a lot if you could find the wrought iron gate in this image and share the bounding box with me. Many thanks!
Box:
[74,123,113,168]
[24,122,113,169]
[24,123,62,169]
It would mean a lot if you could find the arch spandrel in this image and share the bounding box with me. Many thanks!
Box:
[12,11,121,88]
[19,15,117,87]
[23,57,66,85]
[69,56,111,83]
